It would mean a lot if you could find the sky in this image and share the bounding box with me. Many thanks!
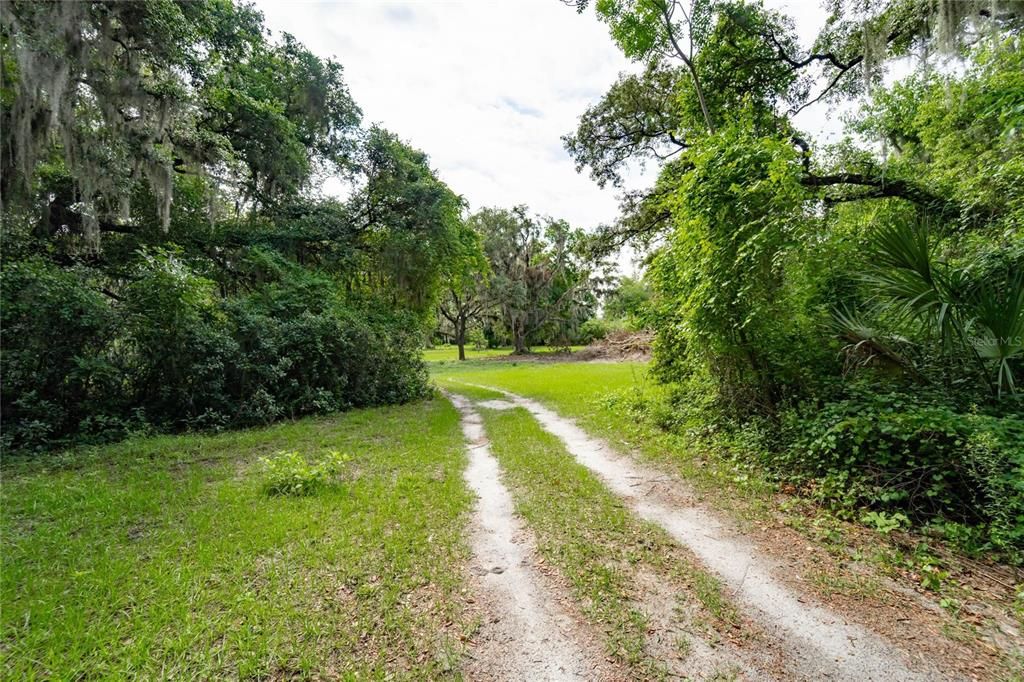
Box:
[252,0,842,270]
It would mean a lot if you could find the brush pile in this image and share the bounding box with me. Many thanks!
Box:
[576,330,653,361]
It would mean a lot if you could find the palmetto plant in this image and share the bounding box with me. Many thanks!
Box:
[969,270,1024,396]
[830,306,915,376]
[842,219,1023,398]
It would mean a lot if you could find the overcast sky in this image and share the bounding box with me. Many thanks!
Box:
[253,0,840,266]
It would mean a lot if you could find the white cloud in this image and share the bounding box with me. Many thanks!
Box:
[252,0,648,232]
[253,0,848,274]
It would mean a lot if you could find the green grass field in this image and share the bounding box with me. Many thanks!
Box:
[8,357,1003,679]
[433,360,777,517]
[421,345,585,364]
[1,399,473,680]
[1,358,750,680]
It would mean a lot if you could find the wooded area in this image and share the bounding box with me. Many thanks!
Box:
[564,0,1024,554]
[3,1,1024,678]
[1,0,620,452]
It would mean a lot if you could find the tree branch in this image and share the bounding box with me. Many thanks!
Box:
[789,28,904,115]
[801,172,951,213]
[657,0,715,133]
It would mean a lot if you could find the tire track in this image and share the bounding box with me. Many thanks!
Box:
[446,392,614,681]
[455,382,951,681]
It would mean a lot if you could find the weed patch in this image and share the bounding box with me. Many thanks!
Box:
[260,450,350,496]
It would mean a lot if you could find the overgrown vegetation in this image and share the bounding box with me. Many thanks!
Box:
[260,450,350,497]
[567,0,1024,553]
[5,0,1021,676]
[1,1,474,450]
[1,1,617,448]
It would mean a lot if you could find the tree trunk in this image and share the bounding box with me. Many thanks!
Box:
[456,318,467,361]
[512,320,527,354]
[659,1,715,134]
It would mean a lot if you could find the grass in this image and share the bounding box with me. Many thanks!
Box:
[437,382,507,401]
[9,356,1015,678]
[433,360,776,519]
[422,344,585,364]
[1,398,473,680]
[474,402,744,677]
[423,346,511,363]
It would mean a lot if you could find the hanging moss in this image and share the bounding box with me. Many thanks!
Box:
[861,12,893,94]
[2,2,186,241]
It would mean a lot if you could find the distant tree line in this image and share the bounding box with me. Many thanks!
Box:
[435,206,612,359]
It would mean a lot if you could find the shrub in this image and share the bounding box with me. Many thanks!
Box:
[122,251,238,429]
[578,316,629,344]
[468,325,487,350]
[778,389,1024,551]
[260,450,350,496]
[604,373,1024,553]
[0,259,121,450]
[226,275,430,422]
[1,255,432,451]
[603,276,652,326]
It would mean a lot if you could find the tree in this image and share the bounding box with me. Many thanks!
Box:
[566,0,1023,255]
[579,0,719,132]
[345,126,467,317]
[564,0,1024,548]
[562,62,688,189]
[0,0,470,449]
[603,276,652,326]
[566,1,1024,398]
[472,207,599,354]
[1,0,362,242]
[438,221,490,361]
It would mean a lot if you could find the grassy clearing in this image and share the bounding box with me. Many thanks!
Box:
[1,399,472,680]
[434,361,776,519]
[422,345,585,364]
[474,402,744,677]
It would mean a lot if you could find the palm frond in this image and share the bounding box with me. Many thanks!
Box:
[830,305,916,376]
[968,269,1024,396]
[863,218,965,351]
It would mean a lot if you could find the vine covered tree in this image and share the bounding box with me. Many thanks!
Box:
[565,0,1024,549]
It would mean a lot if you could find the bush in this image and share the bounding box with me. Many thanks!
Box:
[578,316,629,344]
[467,325,487,350]
[226,274,430,422]
[778,389,1024,551]
[260,450,350,496]
[1,255,432,451]
[605,373,1024,553]
[1,259,121,450]
[122,251,238,429]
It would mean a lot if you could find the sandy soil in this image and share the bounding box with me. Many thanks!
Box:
[461,382,957,681]
[446,392,619,681]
